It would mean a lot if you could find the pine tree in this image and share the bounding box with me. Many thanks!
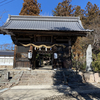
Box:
[19,0,42,16]
[52,0,74,16]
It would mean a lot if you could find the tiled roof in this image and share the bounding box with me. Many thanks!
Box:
[2,15,92,32]
[0,51,14,56]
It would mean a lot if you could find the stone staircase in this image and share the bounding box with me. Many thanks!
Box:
[18,70,65,85]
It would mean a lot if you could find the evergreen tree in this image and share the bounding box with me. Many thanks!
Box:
[52,0,74,16]
[85,2,100,26]
[72,37,82,60]
[74,6,85,22]
[74,6,84,17]
[19,0,42,16]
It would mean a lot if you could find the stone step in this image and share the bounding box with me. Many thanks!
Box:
[22,75,54,77]
[22,74,54,77]
[19,82,54,85]
[18,70,65,86]
[18,83,28,85]
[19,81,63,85]
[11,85,70,90]
[19,79,54,82]
[23,71,55,74]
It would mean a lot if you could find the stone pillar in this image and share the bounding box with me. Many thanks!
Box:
[86,44,92,72]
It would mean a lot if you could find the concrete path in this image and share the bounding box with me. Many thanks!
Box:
[0,89,65,100]
[1,85,100,100]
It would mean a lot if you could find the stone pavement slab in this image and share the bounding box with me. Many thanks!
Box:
[11,85,70,90]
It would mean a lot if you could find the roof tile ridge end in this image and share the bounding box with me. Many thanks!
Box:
[5,14,11,22]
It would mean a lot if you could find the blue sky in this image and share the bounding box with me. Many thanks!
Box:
[0,0,100,45]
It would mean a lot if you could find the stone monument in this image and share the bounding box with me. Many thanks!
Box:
[86,44,93,72]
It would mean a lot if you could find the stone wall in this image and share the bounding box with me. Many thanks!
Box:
[79,72,100,83]
[0,65,13,69]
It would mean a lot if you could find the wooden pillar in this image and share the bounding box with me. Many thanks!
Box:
[29,45,33,51]
[68,39,72,69]
[52,52,54,69]
[53,46,58,69]
[33,47,36,69]
[13,45,17,68]
[29,45,33,69]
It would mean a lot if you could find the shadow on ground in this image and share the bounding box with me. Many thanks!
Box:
[44,69,100,100]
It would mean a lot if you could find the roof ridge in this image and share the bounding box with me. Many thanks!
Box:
[8,15,80,22]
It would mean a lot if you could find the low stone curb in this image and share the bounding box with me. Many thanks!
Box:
[9,71,23,86]
[0,88,9,93]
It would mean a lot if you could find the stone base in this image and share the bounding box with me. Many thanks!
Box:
[79,72,100,83]
[0,65,13,69]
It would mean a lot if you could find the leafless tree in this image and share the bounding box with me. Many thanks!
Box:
[0,42,14,51]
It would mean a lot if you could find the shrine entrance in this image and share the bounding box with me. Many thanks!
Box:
[34,46,53,70]
[35,53,53,70]
[31,43,70,70]
[0,15,90,69]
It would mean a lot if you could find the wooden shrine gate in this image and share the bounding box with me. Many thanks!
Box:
[14,38,72,69]
[0,15,91,69]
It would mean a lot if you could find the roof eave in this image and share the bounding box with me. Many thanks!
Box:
[4,28,90,32]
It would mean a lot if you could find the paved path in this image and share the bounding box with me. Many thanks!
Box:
[0,84,100,100]
[0,89,64,100]
[11,85,70,90]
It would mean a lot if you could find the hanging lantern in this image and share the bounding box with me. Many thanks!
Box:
[45,47,47,51]
[28,50,32,59]
[54,53,58,59]
[34,47,36,50]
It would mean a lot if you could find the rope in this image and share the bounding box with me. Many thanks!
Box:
[20,43,66,49]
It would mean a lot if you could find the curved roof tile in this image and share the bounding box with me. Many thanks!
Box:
[2,15,92,32]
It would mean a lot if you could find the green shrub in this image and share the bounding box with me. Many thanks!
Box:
[92,53,100,72]
[72,60,86,71]
[80,62,86,70]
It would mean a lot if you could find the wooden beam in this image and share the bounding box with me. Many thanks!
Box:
[9,29,87,36]
[56,39,69,41]
[18,38,31,40]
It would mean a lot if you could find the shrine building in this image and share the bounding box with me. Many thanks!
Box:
[0,15,92,69]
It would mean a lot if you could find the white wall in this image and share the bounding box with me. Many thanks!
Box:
[0,56,14,66]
